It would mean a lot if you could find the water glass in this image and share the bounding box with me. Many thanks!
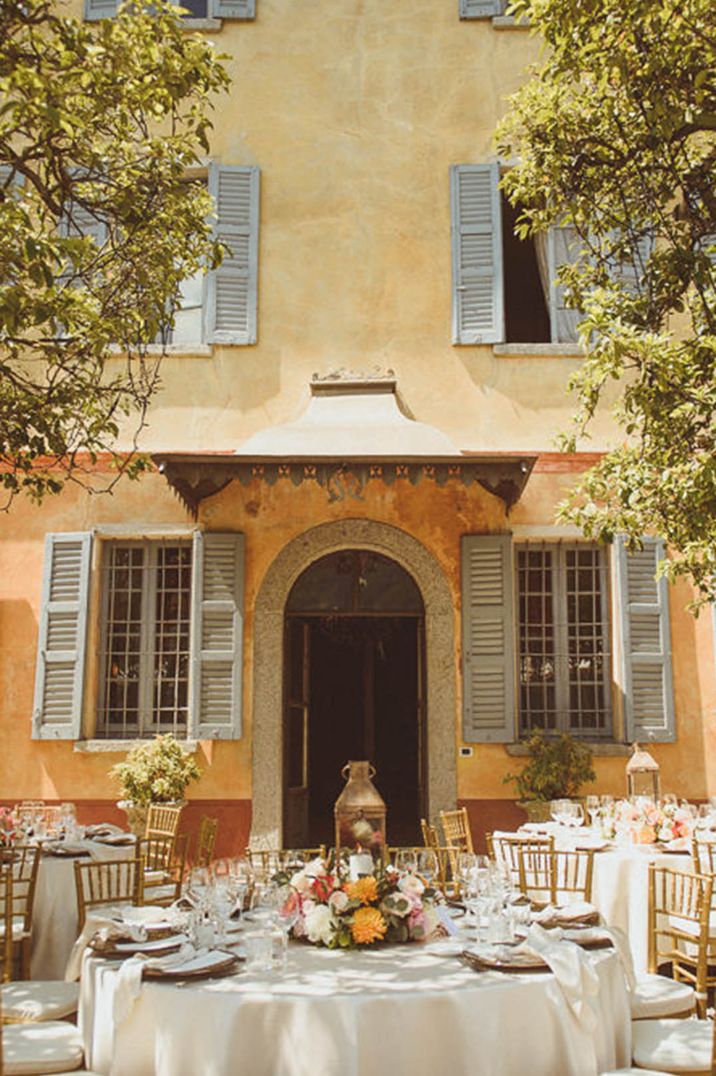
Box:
[242,928,277,973]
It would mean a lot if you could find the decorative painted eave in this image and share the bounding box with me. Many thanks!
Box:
[153,374,537,516]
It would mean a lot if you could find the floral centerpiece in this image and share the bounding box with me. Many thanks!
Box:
[597,799,693,844]
[0,807,17,858]
[283,858,442,949]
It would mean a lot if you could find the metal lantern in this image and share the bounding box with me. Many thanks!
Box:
[334,760,386,877]
[626,743,661,800]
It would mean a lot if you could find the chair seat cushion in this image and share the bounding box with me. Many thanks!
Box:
[602,1070,670,1075]
[0,916,29,941]
[1,981,80,1022]
[632,1018,714,1073]
[2,1021,84,1074]
[143,883,177,904]
[631,974,696,1019]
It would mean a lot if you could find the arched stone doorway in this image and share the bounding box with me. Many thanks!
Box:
[250,519,457,847]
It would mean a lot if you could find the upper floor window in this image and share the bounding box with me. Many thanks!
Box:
[84,0,256,20]
[516,543,612,738]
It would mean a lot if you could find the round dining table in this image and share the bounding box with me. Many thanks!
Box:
[79,938,631,1076]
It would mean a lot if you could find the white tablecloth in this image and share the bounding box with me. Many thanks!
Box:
[31,838,136,980]
[79,941,631,1076]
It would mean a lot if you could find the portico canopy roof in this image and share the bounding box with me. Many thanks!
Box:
[154,373,536,515]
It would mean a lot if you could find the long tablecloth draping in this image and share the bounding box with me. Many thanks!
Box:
[79,941,631,1076]
[31,838,136,981]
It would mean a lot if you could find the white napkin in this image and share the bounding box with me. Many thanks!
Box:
[598,923,636,991]
[85,823,124,838]
[113,943,198,1027]
[65,914,148,981]
[532,901,598,927]
[516,923,600,1034]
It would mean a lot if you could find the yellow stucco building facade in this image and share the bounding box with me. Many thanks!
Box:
[1,0,715,854]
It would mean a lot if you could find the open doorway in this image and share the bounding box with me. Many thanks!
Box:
[283,550,425,849]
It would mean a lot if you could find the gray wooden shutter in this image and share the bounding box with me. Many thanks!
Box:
[450,164,504,345]
[460,0,502,16]
[190,532,244,739]
[84,0,118,19]
[546,224,581,343]
[609,231,653,293]
[32,533,92,740]
[615,536,675,743]
[462,534,516,742]
[209,0,255,16]
[207,164,259,345]
[59,198,107,248]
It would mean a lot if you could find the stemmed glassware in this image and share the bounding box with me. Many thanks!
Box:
[585,795,600,830]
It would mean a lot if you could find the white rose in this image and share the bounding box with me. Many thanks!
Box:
[398,875,425,899]
[329,890,349,913]
[305,858,325,879]
[291,869,311,895]
[304,904,335,946]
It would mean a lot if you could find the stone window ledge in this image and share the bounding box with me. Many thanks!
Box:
[506,742,631,758]
[182,18,222,30]
[74,739,199,754]
[493,343,584,357]
[492,15,530,29]
[108,344,213,358]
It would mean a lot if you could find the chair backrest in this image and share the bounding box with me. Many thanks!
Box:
[492,834,554,890]
[439,808,474,854]
[647,865,713,996]
[138,835,175,873]
[195,817,219,868]
[74,855,145,930]
[0,867,12,983]
[8,845,41,931]
[142,835,189,906]
[144,804,183,841]
[692,837,716,875]
[421,818,439,851]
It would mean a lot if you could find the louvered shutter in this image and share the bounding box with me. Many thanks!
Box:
[32,533,92,740]
[460,0,502,15]
[209,0,255,16]
[207,164,259,345]
[615,536,675,743]
[609,232,653,294]
[189,532,244,739]
[450,164,504,345]
[59,199,107,248]
[462,534,516,742]
[84,0,118,19]
[546,224,581,343]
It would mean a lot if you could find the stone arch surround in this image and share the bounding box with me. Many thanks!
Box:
[250,518,458,846]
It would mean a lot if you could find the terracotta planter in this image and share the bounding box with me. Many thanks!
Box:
[517,799,553,824]
[117,801,149,838]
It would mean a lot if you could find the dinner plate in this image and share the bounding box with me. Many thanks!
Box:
[462,945,548,972]
[89,933,188,958]
[142,949,241,981]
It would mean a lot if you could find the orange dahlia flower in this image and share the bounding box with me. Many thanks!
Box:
[351,906,387,945]
[346,876,378,906]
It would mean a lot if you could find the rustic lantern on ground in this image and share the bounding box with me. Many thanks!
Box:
[334,761,386,877]
[626,743,661,800]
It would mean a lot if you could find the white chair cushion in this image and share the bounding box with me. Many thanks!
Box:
[1,981,79,1022]
[631,974,696,1019]
[0,916,29,941]
[602,1070,670,1075]
[143,883,177,904]
[632,1019,714,1073]
[2,1021,84,1075]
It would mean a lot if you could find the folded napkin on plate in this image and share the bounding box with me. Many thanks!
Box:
[42,841,91,857]
[532,901,599,928]
[93,833,135,846]
[65,914,148,981]
[85,823,124,838]
[516,923,600,1033]
[113,943,199,1027]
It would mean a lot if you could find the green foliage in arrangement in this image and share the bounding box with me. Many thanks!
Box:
[0,0,229,505]
[111,734,201,806]
[503,729,596,803]
[496,0,716,607]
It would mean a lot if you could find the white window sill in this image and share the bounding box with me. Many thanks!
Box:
[181,17,222,30]
[74,739,199,754]
[108,344,213,358]
[506,742,631,758]
[493,343,584,356]
[492,14,530,29]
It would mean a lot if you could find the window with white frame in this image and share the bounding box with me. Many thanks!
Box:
[97,541,192,739]
[516,543,612,737]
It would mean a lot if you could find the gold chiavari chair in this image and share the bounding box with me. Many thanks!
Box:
[140,834,189,906]
[1,867,12,984]
[74,856,145,930]
[692,836,716,876]
[646,865,714,1020]
[519,846,594,907]
[5,845,41,979]
[195,816,219,868]
[440,807,475,883]
[491,833,554,892]
[144,803,183,842]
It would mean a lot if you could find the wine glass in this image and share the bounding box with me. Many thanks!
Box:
[585,795,600,829]
[550,799,570,826]
[416,849,438,887]
[394,849,418,874]
[184,866,211,913]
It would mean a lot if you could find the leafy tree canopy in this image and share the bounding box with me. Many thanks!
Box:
[497,0,715,606]
[0,0,229,503]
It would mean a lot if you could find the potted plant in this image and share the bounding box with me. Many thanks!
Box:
[111,734,201,836]
[503,729,596,823]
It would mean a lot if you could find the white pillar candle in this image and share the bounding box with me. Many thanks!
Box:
[348,852,373,880]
